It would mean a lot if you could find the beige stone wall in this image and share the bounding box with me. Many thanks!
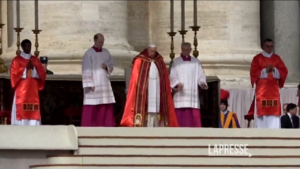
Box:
[150,1,261,86]
[0,1,299,84]
[2,1,139,75]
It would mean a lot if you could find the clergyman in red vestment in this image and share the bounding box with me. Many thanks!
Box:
[120,44,178,127]
[246,39,288,128]
[10,39,46,125]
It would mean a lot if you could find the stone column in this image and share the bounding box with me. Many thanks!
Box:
[127,1,150,52]
[0,0,8,51]
[273,1,300,82]
[150,1,261,86]
[3,1,138,74]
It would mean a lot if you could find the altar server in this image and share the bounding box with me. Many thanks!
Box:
[220,89,240,128]
[246,39,288,128]
[120,44,178,127]
[169,42,208,127]
[81,33,116,127]
[10,39,46,125]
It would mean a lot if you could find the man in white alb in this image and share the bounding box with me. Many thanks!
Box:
[170,42,208,127]
[81,33,116,127]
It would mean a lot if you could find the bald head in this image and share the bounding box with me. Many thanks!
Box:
[94,33,104,48]
[147,44,157,57]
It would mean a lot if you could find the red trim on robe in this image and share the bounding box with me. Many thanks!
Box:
[120,49,178,127]
[92,46,102,52]
[247,53,288,117]
[10,55,46,120]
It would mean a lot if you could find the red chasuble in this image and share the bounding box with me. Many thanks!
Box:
[247,53,288,117]
[120,49,178,127]
[10,55,46,120]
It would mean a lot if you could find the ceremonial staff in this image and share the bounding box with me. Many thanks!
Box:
[14,0,23,57]
[178,0,187,43]
[168,0,176,73]
[189,0,204,72]
[32,0,41,58]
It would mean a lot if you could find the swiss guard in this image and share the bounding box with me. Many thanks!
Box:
[220,89,240,128]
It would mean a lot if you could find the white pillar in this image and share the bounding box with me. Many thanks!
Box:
[3,1,138,74]
[150,1,261,86]
[273,1,300,82]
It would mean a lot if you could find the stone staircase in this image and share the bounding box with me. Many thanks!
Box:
[30,128,300,169]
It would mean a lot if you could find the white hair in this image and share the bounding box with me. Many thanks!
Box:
[181,42,192,48]
[148,44,156,48]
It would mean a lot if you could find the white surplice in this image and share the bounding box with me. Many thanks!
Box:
[11,52,41,126]
[148,61,160,113]
[170,56,207,109]
[147,61,161,127]
[82,47,115,105]
[253,51,281,129]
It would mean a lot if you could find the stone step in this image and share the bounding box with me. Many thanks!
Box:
[30,165,299,169]
[45,155,300,165]
[78,138,300,146]
[29,128,300,169]
[77,146,300,156]
[76,127,300,137]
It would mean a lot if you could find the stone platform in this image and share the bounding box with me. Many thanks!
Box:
[0,126,300,169]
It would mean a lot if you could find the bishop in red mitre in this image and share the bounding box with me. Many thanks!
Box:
[10,39,46,125]
[246,39,288,128]
[219,89,240,128]
[120,44,178,127]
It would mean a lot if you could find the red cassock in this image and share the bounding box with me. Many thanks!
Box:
[120,49,178,127]
[246,53,288,118]
[10,55,46,120]
[298,84,300,106]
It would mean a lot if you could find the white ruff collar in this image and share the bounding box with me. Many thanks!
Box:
[261,51,273,58]
[20,51,31,60]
